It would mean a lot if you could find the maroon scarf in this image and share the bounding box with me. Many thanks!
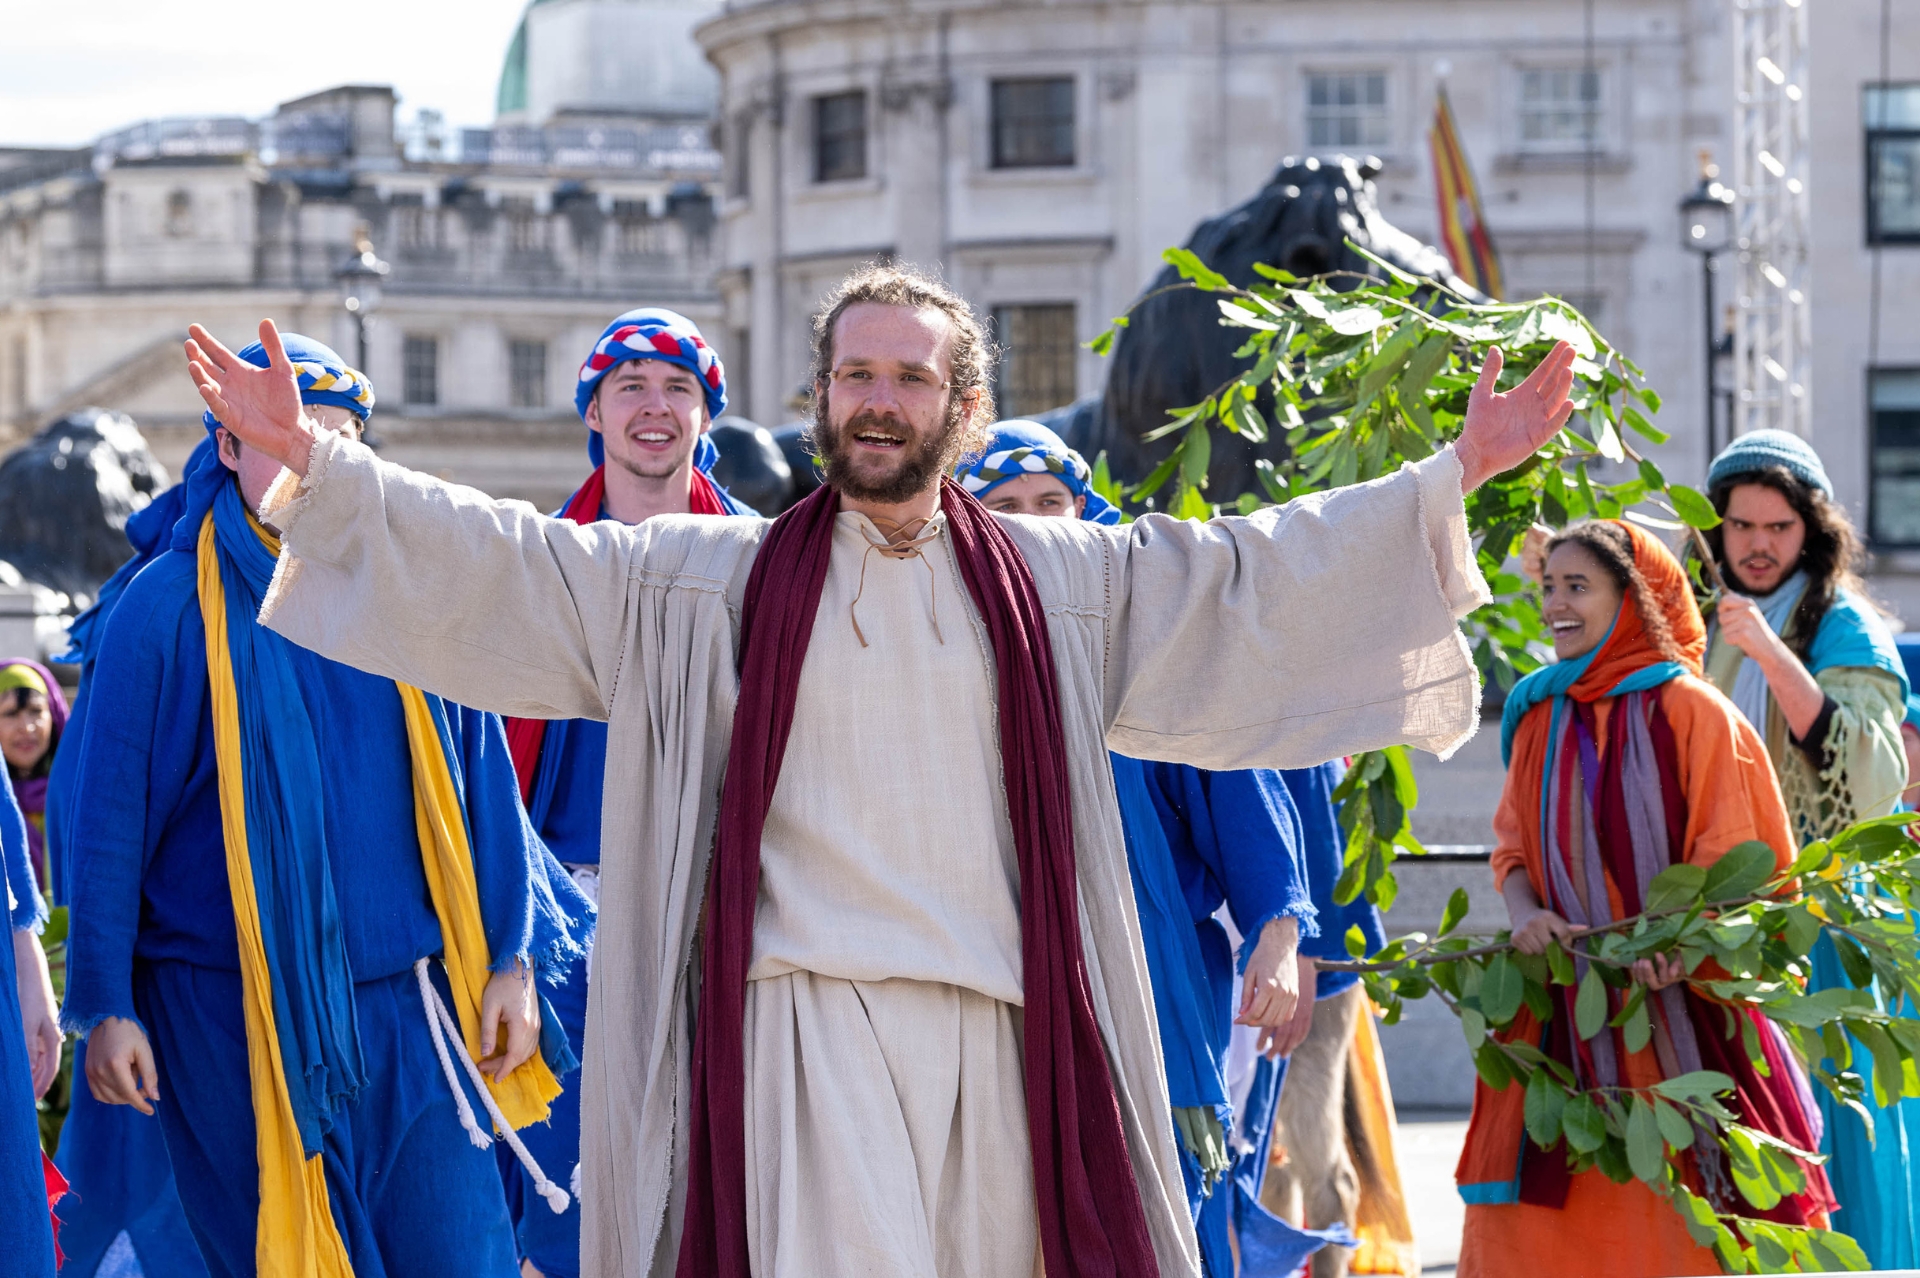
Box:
[675,478,1158,1277]
[505,464,730,802]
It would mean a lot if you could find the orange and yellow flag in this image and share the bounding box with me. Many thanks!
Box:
[1429,87,1503,299]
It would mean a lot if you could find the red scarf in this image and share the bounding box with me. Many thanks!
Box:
[505,464,731,802]
[676,478,1157,1277]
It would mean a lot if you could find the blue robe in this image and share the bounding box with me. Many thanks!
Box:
[3,773,57,1277]
[497,716,605,1278]
[61,481,590,1278]
[46,469,215,1278]
[1114,757,1351,1278]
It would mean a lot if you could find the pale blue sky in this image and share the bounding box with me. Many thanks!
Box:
[1,0,534,147]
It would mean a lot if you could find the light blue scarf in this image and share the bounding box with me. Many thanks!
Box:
[1728,571,1809,732]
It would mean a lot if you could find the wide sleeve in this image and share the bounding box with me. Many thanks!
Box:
[1806,666,1909,824]
[451,702,594,980]
[2,774,41,934]
[1104,446,1490,770]
[1167,766,1318,956]
[61,574,202,1032]
[257,432,648,722]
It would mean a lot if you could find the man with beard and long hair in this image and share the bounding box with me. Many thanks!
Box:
[178,260,1577,1278]
[1693,430,1916,1269]
[498,308,753,1278]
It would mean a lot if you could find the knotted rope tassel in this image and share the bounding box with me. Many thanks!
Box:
[414,958,572,1215]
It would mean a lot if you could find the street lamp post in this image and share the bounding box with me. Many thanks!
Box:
[1679,156,1735,469]
[334,226,390,374]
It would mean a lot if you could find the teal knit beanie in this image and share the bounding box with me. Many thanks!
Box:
[1706,429,1832,497]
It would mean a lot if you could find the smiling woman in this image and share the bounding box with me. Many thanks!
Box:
[1538,522,1684,666]
[0,660,66,897]
[1468,520,1834,1278]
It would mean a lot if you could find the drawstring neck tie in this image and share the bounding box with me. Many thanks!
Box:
[849,514,945,648]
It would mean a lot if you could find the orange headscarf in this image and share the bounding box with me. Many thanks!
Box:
[1564,520,1706,700]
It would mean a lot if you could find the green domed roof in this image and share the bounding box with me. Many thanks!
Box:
[495,0,561,117]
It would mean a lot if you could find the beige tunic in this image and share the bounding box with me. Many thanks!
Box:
[258,435,1490,1278]
[750,511,1022,1004]
[747,510,1033,1275]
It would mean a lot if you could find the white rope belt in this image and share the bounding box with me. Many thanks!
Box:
[414,957,571,1215]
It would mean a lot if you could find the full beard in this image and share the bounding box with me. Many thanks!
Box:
[814,400,968,505]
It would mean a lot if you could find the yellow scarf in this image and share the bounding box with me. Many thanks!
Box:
[197,514,561,1276]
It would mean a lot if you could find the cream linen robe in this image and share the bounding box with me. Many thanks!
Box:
[257,435,1490,1278]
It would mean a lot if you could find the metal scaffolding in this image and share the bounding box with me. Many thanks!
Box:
[1731,0,1812,437]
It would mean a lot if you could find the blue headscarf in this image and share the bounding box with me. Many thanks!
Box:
[954,420,1121,524]
[173,334,373,554]
[574,308,727,469]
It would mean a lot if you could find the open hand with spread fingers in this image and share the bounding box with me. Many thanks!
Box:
[185,319,321,477]
[1454,340,1579,494]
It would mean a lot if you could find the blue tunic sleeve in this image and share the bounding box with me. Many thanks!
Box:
[2,772,41,934]
[451,704,594,983]
[1279,762,1387,999]
[1143,762,1317,968]
[61,558,210,1031]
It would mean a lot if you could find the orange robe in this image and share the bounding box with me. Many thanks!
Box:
[1461,678,1795,1278]
[1459,521,1815,1278]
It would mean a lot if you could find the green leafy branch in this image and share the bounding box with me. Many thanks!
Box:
[1308,816,1920,1273]
[1088,242,1920,1271]
[1089,242,1729,913]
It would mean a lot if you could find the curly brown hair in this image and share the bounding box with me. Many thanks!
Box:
[1701,465,1871,662]
[1545,521,1687,664]
[806,261,997,461]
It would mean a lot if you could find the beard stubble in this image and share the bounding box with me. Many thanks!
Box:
[813,392,970,505]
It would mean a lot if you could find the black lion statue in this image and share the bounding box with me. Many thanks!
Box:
[1039,153,1475,501]
[0,408,170,604]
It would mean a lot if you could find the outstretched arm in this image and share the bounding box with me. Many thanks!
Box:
[1101,343,1576,770]
[185,320,642,722]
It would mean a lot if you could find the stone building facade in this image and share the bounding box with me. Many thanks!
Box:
[698,0,1920,615]
[0,71,723,509]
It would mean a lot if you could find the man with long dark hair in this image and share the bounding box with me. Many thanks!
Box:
[1697,429,1915,1269]
[1699,431,1908,843]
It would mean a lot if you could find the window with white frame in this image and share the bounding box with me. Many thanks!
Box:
[1518,67,1603,149]
[1306,73,1390,150]
[813,91,868,183]
[991,78,1076,169]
